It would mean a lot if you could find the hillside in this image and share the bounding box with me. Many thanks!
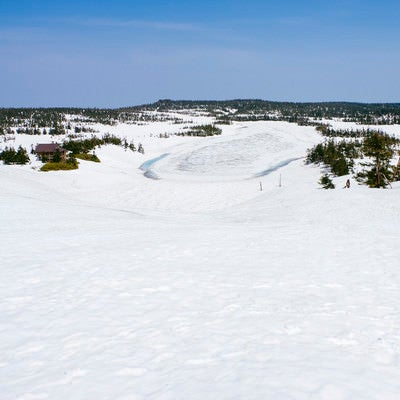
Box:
[1,111,400,399]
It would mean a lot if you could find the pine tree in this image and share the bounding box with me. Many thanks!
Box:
[15,146,30,164]
[358,132,396,188]
[319,174,335,189]
[0,146,29,165]
[129,142,136,152]
[52,149,62,163]
[0,147,16,164]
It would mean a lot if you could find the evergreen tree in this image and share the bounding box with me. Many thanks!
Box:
[129,142,136,151]
[0,147,16,164]
[52,149,62,163]
[358,132,396,188]
[0,146,29,165]
[319,174,335,189]
[15,146,30,164]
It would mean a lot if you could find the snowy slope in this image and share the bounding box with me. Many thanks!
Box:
[1,119,400,400]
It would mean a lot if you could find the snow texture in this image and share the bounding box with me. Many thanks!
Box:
[1,120,400,400]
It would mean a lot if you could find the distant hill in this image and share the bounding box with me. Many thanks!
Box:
[2,99,400,128]
[125,99,400,124]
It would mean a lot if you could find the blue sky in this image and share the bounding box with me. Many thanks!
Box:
[1,0,399,107]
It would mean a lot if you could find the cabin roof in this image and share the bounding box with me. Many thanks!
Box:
[35,143,66,153]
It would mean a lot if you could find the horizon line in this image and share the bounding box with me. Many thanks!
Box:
[2,98,400,110]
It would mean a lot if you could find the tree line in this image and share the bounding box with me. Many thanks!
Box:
[2,100,400,130]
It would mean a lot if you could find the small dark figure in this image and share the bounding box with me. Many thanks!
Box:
[344,179,350,189]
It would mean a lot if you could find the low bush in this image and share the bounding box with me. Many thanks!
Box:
[40,158,79,171]
[75,153,100,162]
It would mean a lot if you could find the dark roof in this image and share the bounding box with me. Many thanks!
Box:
[35,143,66,153]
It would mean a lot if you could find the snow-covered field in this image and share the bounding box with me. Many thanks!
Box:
[1,119,400,399]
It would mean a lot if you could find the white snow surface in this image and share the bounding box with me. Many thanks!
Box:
[1,120,400,400]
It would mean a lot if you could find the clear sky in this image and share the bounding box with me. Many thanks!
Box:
[1,0,399,107]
